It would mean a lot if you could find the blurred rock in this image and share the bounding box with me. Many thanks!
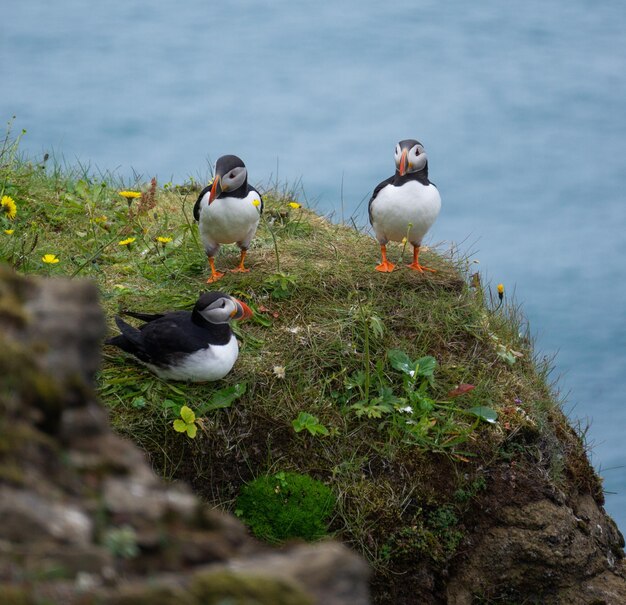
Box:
[0,267,370,605]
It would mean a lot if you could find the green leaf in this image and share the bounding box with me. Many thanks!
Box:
[198,383,247,415]
[180,405,195,424]
[164,382,186,396]
[467,406,498,424]
[350,401,394,419]
[377,386,402,407]
[415,356,437,378]
[186,423,198,438]
[251,313,273,327]
[173,419,187,433]
[388,349,414,375]
[369,314,384,340]
[292,412,314,432]
[292,412,329,436]
[345,370,366,390]
[497,348,517,365]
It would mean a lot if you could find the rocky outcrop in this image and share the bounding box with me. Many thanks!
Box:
[0,267,370,605]
[446,485,626,604]
[1,263,625,605]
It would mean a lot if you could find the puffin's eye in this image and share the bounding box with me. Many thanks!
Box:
[220,301,226,308]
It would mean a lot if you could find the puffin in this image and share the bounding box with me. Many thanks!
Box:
[193,155,263,283]
[368,139,441,273]
[106,291,253,382]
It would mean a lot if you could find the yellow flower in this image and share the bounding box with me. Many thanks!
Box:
[497,283,504,301]
[118,190,141,199]
[118,237,136,246]
[252,199,261,207]
[1,195,17,220]
[42,254,60,264]
[4,229,14,235]
[287,202,301,209]
[156,236,172,244]
[401,237,407,244]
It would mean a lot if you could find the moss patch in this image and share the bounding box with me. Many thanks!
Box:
[236,471,336,543]
[191,569,312,605]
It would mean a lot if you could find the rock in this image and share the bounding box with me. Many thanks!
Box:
[227,542,370,605]
[0,487,92,545]
[446,493,626,604]
[0,269,371,604]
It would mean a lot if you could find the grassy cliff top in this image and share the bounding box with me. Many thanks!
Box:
[1,151,602,600]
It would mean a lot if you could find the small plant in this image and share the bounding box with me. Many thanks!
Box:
[454,475,487,503]
[292,411,329,437]
[164,383,246,426]
[196,382,247,415]
[235,471,336,543]
[103,525,139,559]
[381,505,465,564]
[173,405,197,438]
[489,332,523,366]
[340,348,498,453]
[262,271,297,299]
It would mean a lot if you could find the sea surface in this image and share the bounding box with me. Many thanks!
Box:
[3,1,625,530]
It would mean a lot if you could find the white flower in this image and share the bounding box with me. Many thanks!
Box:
[398,406,413,414]
[273,365,286,379]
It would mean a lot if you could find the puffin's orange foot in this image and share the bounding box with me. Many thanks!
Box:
[407,262,436,273]
[375,260,396,273]
[230,266,250,274]
[206,271,225,283]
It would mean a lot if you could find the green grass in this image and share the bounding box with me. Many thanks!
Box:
[1,134,602,601]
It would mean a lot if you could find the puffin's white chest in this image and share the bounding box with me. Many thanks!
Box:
[146,335,239,382]
[370,180,441,245]
[199,190,261,246]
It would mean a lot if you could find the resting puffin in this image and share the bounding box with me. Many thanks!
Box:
[106,291,253,382]
[193,155,263,283]
[368,139,441,273]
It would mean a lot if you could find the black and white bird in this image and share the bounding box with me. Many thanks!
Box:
[106,292,253,382]
[368,139,441,273]
[193,155,263,283]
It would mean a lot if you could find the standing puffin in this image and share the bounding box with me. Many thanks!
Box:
[193,155,263,283]
[106,292,253,382]
[368,139,441,273]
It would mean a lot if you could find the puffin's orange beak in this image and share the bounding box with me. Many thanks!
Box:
[399,149,408,177]
[231,298,253,320]
[208,175,222,204]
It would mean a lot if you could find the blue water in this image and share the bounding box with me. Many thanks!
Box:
[3,1,626,530]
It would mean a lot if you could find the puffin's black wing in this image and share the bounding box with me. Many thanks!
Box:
[121,310,166,322]
[107,312,208,365]
[368,175,394,225]
[249,184,264,214]
[137,315,213,364]
[193,185,212,222]
[106,316,149,361]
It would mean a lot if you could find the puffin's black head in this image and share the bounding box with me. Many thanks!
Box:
[394,139,428,177]
[208,155,248,204]
[193,291,253,324]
